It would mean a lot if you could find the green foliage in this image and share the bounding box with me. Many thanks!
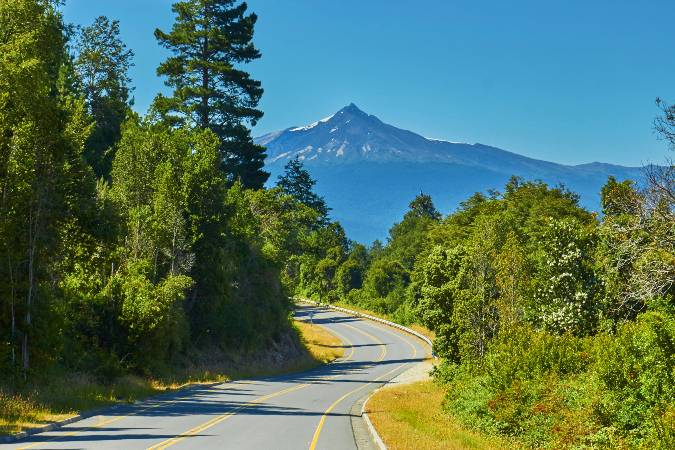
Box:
[329,193,442,320]
[0,5,673,448]
[437,313,675,449]
[329,174,673,448]
[0,1,298,382]
[383,193,441,271]
[74,16,134,180]
[597,175,674,323]
[595,311,675,446]
[530,218,599,335]
[412,246,463,359]
[335,259,364,297]
[116,267,192,368]
[0,0,95,376]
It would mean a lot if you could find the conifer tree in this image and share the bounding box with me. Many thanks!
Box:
[155,0,268,188]
[277,157,329,222]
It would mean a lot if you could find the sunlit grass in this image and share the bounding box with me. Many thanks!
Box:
[0,374,156,435]
[294,319,345,364]
[367,380,520,450]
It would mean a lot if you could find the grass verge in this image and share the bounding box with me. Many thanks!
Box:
[0,318,343,437]
[366,380,520,450]
[294,319,345,364]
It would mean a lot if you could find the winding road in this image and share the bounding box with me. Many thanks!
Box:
[3,305,427,450]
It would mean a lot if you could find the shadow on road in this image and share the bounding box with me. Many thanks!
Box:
[10,306,424,447]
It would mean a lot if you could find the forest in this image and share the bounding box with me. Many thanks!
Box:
[0,0,343,383]
[1,0,674,448]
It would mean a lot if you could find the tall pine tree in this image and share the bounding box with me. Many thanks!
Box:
[154,0,269,189]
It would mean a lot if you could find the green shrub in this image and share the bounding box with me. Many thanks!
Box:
[436,313,675,448]
[483,326,587,391]
[594,311,675,447]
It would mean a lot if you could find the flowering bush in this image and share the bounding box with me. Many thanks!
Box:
[531,218,599,335]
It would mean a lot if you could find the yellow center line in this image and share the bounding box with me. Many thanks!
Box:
[362,320,419,360]
[309,317,421,449]
[308,362,409,450]
[146,319,359,450]
[146,382,312,450]
[322,326,356,362]
[309,322,391,450]
[16,312,361,450]
[341,323,387,362]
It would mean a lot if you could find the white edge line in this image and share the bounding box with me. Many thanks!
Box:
[362,396,387,450]
[297,298,438,450]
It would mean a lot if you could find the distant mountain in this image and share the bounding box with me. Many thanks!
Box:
[257,103,645,243]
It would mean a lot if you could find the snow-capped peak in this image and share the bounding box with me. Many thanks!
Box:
[256,103,487,165]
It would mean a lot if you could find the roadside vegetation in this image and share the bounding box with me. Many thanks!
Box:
[0,0,346,437]
[1,0,673,448]
[294,319,345,365]
[367,380,518,450]
[295,128,674,447]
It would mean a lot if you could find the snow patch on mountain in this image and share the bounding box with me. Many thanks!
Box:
[289,113,336,132]
[427,137,469,145]
[256,103,644,176]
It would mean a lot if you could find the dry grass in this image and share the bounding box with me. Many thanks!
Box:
[294,319,345,364]
[0,319,345,436]
[367,381,519,450]
[0,374,157,435]
[407,323,436,342]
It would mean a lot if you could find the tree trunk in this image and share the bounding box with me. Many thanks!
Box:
[170,220,178,275]
[8,253,16,367]
[200,54,210,127]
[23,206,37,374]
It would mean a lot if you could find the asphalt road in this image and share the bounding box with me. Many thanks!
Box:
[3,305,427,450]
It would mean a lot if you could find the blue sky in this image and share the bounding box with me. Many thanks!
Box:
[62,0,675,167]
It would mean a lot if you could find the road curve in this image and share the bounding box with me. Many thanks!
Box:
[2,305,427,450]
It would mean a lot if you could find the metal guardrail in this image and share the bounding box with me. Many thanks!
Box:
[296,298,436,358]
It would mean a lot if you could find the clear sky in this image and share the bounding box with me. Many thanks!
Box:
[61,0,675,167]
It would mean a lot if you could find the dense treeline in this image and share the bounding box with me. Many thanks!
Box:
[300,133,675,445]
[0,0,336,382]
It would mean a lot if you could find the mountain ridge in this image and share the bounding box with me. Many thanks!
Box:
[257,103,640,171]
[257,104,645,243]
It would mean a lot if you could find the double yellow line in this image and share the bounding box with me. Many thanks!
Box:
[146,382,311,450]
[17,318,405,450]
[309,322,397,450]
